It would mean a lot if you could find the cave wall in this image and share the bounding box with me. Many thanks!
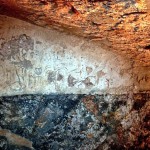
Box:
[0,15,149,150]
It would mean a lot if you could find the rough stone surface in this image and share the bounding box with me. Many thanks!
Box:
[0,93,149,150]
[0,0,150,67]
[0,5,149,150]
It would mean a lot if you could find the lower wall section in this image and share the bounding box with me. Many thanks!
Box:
[0,93,149,150]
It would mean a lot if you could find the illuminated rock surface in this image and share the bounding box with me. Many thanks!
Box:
[0,0,150,66]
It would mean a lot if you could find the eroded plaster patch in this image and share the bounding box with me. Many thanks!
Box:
[0,15,133,96]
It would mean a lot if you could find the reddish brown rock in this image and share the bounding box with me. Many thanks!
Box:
[0,0,150,67]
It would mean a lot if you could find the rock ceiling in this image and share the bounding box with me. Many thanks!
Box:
[0,0,150,67]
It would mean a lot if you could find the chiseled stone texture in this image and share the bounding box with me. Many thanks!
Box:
[0,15,134,96]
[0,93,149,150]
